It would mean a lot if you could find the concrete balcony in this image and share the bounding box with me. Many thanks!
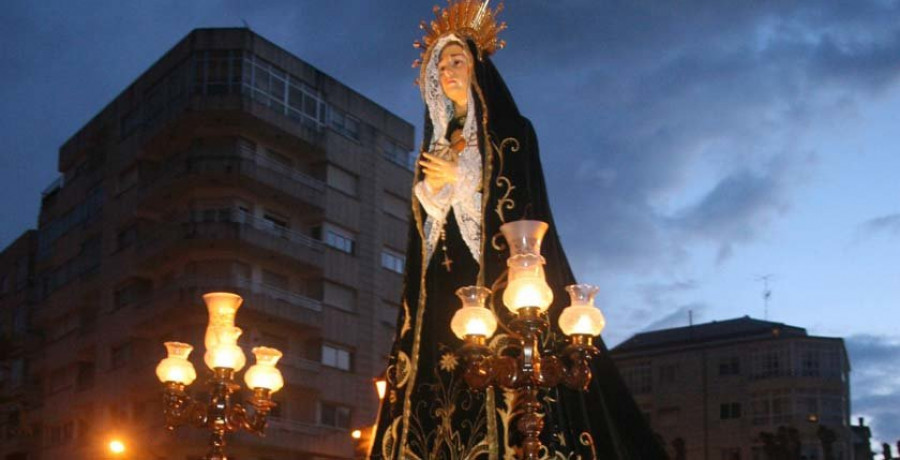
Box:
[138,211,325,272]
[139,149,325,213]
[132,275,324,331]
[278,354,321,389]
[234,417,355,459]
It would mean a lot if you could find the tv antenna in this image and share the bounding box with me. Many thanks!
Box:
[756,274,774,320]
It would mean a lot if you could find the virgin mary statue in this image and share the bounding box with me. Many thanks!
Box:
[369,2,666,458]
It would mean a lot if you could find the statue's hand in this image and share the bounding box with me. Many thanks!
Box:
[421,151,459,191]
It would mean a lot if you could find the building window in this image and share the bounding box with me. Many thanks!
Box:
[262,269,289,290]
[317,224,356,254]
[321,344,352,371]
[114,280,151,309]
[323,281,356,312]
[720,402,742,420]
[262,212,289,229]
[383,192,409,220]
[621,362,652,394]
[329,109,360,140]
[242,54,325,129]
[381,137,415,171]
[718,356,740,376]
[381,249,405,274]
[49,367,70,393]
[751,346,788,379]
[193,49,243,96]
[76,362,95,391]
[318,402,351,429]
[658,364,677,384]
[326,165,358,196]
[111,342,132,370]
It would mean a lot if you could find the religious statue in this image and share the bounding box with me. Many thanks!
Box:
[369,2,667,458]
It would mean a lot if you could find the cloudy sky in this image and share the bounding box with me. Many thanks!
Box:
[2,0,898,449]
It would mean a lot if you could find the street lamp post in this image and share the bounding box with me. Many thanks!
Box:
[155,292,284,460]
[450,220,607,459]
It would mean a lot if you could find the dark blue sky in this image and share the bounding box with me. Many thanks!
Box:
[2,0,899,447]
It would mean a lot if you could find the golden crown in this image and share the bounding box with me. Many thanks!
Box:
[413,0,507,68]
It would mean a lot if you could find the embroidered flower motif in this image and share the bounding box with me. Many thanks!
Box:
[439,352,459,372]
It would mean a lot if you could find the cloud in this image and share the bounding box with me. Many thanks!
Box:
[860,213,900,237]
[641,302,709,332]
[845,335,900,445]
[503,0,900,279]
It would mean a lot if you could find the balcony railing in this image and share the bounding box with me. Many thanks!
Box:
[139,211,325,268]
[133,275,323,328]
[140,149,325,208]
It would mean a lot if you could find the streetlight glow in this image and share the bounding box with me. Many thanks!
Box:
[109,439,126,455]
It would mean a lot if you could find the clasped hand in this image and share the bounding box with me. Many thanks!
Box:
[420,150,459,191]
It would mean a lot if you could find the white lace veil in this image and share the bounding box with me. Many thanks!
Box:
[421,34,478,155]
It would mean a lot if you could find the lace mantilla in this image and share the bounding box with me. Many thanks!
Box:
[416,34,483,267]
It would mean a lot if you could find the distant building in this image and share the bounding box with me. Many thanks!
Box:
[850,418,873,460]
[1,28,414,459]
[611,316,855,460]
[0,231,37,460]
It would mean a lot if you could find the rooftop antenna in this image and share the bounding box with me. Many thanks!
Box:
[756,274,774,320]
[688,309,693,327]
[241,18,252,30]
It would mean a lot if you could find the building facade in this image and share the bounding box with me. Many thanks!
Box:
[2,28,414,459]
[611,317,855,460]
[0,231,38,460]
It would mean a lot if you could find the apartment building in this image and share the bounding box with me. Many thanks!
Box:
[1,27,414,459]
[0,231,38,460]
[611,316,858,460]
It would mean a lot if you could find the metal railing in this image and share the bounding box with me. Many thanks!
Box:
[140,148,325,206]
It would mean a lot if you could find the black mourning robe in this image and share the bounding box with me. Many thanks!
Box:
[369,38,667,460]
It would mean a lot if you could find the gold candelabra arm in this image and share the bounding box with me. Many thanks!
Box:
[225,388,277,435]
[559,336,599,391]
[163,382,208,431]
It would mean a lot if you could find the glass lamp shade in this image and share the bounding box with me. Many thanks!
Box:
[203,292,243,349]
[450,286,497,340]
[244,346,284,393]
[500,220,549,257]
[203,326,246,371]
[500,221,554,313]
[558,284,606,336]
[155,342,197,385]
[503,255,554,313]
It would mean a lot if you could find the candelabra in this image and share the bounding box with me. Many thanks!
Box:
[450,220,607,459]
[155,292,285,460]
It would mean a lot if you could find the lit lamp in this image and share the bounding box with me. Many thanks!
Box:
[500,220,554,314]
[451,286,497,344]
[155,292,282,460]
[558,284,606,342]
[156,342,197,386]
[374,378,387,401]
[451,220,606,459]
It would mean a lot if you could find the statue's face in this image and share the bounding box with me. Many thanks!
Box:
[438,43,471,110]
